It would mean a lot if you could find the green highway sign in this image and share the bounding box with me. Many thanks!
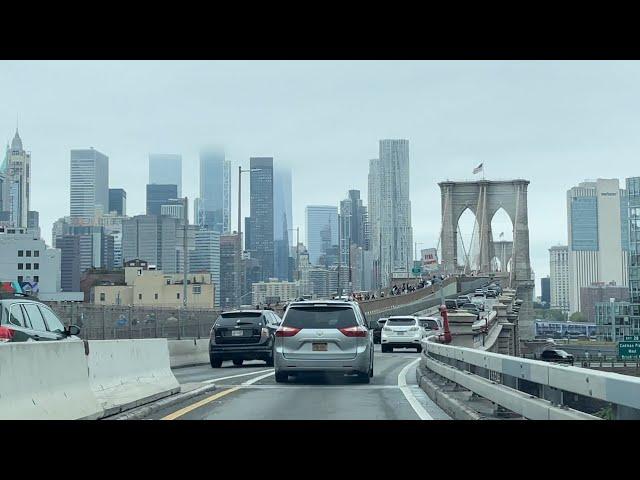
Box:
[618,341,640,359]
[623,335,640,341]
[412,267,422,275]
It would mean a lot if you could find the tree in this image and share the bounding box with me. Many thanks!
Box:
[569,312,586,322]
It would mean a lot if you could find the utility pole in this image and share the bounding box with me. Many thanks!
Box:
[183,196,188,308]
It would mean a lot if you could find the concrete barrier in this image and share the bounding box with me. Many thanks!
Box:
[0,341,103,420]
[168,339,210,368]
[87,339,180,417]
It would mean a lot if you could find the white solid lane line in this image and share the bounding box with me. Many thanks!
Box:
[242,370,275,385]
[202,368,273,384]
[398,358,433,420]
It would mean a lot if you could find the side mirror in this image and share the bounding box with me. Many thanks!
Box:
[66,324,81,336]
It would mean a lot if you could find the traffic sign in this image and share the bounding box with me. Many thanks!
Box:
[623,335,640,341]
[618,341,640,359]
[412,267,422,275]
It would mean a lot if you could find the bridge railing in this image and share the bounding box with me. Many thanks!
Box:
[421,336,640,420]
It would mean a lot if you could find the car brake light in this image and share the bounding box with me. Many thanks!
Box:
[276,326,300,337]
[0,326,14,342]
[339,326,367,337]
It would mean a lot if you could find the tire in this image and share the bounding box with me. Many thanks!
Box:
[275,371,288,383]
[357,372,371,384]
[210,357,222,368]
[416,346,422,353]
[233,359,244,366]
[265,355,274,367]
[369,358,374,377]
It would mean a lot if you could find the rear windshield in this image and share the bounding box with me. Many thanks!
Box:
[387,318,416,326]
[419,319,439,330]
[283,306,357,329]
[215,312,264,327]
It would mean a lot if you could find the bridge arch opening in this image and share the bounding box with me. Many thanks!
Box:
[491,256,502,272]
[457,208,478,270]
[490,207,513,243]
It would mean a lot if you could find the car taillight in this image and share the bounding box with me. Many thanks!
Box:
[276,326,300,337]
[0,326,14,342]
[339,326,367,337]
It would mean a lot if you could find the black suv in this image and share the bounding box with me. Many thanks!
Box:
[540,349,574,364]
[0,296,80,342]
[209,310,282,367]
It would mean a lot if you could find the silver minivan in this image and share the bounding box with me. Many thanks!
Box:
[273,300,374,383]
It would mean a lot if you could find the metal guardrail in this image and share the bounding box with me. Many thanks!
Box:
[422,337,640,420]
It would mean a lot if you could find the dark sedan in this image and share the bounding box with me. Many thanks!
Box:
[540,349,574,365]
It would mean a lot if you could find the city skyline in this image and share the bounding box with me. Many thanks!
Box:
[5,61,640,290]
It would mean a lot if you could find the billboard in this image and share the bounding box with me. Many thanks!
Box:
[421,248,438,266]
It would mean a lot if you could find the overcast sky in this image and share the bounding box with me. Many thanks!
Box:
[2,60,639,295]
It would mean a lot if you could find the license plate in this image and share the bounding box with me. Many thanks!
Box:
[232,330,243,337]
[312,343,328,351]
[395,332,405,336]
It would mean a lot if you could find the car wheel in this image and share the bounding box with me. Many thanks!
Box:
[233,359,244,366]
[275,371,288,383]
[265,355,274,367]
[210,357,222,368]
[357,372,370,384]
[416,345,422,353]
[369,359,374,377]
[381,345,388,353]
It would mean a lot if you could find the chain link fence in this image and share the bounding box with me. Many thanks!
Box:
[45,303,222,340]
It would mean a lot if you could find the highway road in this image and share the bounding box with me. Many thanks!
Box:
[144,345,450,420]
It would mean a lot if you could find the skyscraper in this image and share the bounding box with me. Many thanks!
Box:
[223,160,231,234]
[220,233,242,308]
[369,140,413,287]
[149,154,182,197]
[199,148,225,232]
[191,229,221,307]
[549,245,569,312]
[541,276,551,305]
[273,165,292,280]
[70,148,109,222]
[122,215,177,273]
[339,190,367,271]
[108,188,126,216]
[146,184,178,216]
[246,157,274,281]
[567,179,628,313]
[0,130,31,228]
[628,177,640,304]
[306,205,338,266]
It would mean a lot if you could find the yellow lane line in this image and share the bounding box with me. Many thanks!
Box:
[161,387,240,420]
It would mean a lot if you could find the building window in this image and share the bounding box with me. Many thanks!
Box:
[100,293,105,302]
[26,251,31,257]
[25,264,31,270]
[193,285,201,294]
[166,279,171,285]
[154,293,158,300]
[17,250,23,257]
[34,250,39,257]
[17,263,23,270]
[176,293,180,299]
[34,263,39,270]
[138,294,142,300]
[34,276,39,283]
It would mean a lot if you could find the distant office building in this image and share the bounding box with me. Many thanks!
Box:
[191,229,221,308]
[246,157,274,280]
[628,176,640,304]
[149,154,182,197]
[306,205,338,266]
[27,211,39,230]
[122,215,177,273]
[98,212,125,269]
[549,245,570,312]
[146,184,178,216]
[108,188,126,216]
[161,203,184,221]
[580,282,629,323]
[220,233,242,309]
[92,260,214,308]
[369,140,413,286]
[252,279,297,306]
[567,179,629,314]
[223,160,231,233]
[199,148,225,232]
[541,276,551,305]
[273,165,292,280]
[70,148,109,222]
[0,226,61,295]
[56,234,81,292]
[0,130,31,228]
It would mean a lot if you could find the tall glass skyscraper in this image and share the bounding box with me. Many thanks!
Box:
[306,205,338,266]
[199,148,225,232]
[247,157,274,281]
[146,184,178,216]
[273,165,292,280]
[149,154,182,197]
[70,148,109,222]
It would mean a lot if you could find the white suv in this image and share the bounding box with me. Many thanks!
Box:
[381,316,422,353]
